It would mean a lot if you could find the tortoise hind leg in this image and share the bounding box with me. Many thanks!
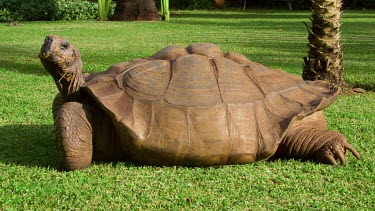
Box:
[55,102,97,171]
[273,111,360,165]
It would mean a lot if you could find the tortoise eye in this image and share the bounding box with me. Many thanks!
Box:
[61,42,70,50]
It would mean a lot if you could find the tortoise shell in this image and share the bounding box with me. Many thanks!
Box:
[81,43,338,166]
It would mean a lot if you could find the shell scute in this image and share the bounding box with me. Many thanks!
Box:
[243,62,303,95]
[187,43,224,58]
[225,52,252,64]
[214,57,264,103]
[117,60,170,101]
[184,104,231,165]
[151,45,188,60]
[226,103,258,163]
[164,54,222,107]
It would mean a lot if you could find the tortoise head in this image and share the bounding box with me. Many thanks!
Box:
[39,35,84,101]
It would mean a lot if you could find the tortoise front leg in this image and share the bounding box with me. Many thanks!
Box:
[274,112,360,165]
[52,93,65,121]
[55,102,97,171]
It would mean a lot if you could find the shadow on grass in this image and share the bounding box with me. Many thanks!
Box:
[0,124,58,169]
[0,59,46,76]
[0,124,135,170]
[176,12,308,20]
[173,12,309,30]
[347,82,375,92]
[0,43,47,76]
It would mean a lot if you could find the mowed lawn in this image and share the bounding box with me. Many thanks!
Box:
[0,10,374,209]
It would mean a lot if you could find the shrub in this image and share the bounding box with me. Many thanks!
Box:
[0,0,115,22]
[56,0,98,20]
[155,0,215,10]
[344,0,375,9]
[0,8,13,22]
[186,0,215,9]
[0,0,59,22]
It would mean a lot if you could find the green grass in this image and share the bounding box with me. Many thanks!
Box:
[0,10,374,209]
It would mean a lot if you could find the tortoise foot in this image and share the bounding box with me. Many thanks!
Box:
[314,135,360,166]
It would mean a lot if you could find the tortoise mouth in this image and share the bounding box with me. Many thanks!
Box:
[39,51,60,62]
[39,50,66,65]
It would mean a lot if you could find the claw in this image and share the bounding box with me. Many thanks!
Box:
[326,152,339,166]
[344,142,360,160]
[335,147,346,166]
[315,139,359,166]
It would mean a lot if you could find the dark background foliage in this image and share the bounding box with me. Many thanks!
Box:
[158,0,375,10]
[0,0,59,21]
[0,0,100,22]
[1,0,374,22]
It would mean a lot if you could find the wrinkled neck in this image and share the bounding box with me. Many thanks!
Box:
[57,70,84,102]
[45,59,84,102]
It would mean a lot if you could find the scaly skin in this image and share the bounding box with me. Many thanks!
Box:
[274,112,360,165]
[55,102,94,170]
[55,101,124,171]
[52,94,65,121]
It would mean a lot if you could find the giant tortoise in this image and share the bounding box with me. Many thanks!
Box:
[39,35,360,171]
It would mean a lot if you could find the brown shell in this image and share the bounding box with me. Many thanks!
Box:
[81,43,339,166]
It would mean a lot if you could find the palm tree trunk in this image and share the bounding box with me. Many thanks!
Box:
[303,0,345,88]
[111,0,159,21]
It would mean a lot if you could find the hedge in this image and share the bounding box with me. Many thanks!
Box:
[0,0,111,22]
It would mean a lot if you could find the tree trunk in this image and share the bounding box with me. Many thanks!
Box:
[303,0,345,88]
[215,0,225,8]
[111,0,159,21]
